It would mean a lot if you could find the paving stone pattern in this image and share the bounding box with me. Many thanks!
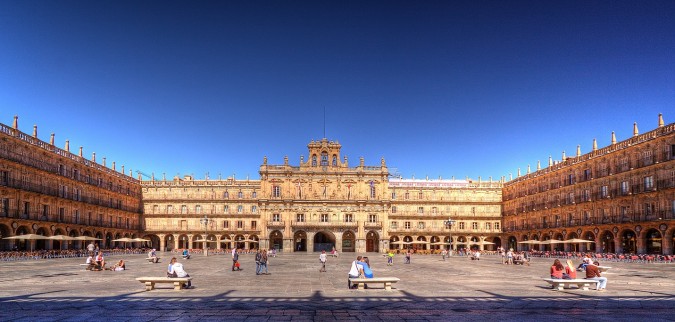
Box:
[0,252,674,321]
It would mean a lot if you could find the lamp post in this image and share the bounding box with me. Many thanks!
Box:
[200,215,209,256]
[443,218,456,252]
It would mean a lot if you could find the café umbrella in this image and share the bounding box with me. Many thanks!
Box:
[4,234,49,251]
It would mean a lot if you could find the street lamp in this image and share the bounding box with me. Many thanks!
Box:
[200,215,210,256]
[443,218,456,252]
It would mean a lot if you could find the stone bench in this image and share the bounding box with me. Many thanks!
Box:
[543,278,599,291]
[349,277,400,291]
[146,257,160,263]
[136,277,192,291]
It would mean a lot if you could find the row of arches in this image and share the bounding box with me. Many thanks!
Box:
[506,226,675,254]
[0,223,140,251]
[389,235,503,250]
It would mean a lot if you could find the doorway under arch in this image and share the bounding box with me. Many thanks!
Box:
[342,231,355,252]
[294,231,307,252]
[621,230,637,253]
[270,230,283,250]
[645,229,662,254]
[366,231,379,252]
[313,231,335,252]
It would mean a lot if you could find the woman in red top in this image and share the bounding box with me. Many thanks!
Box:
[565,259,577,279]
[550,259,565,279]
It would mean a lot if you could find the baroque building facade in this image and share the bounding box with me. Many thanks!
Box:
[141,138,504,253]
[502,114,674,255]
[0,116,143,251]
[1,113,673,255]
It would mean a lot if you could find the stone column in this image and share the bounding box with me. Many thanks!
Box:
[216,235,222,250]
[159,234,166,252]
[283,238,292,253]
[174,236,180,250]
[335,233,343,253]
[663,230,673,255]
[637,230,647,254]
[614,235,622,254]
[187,234,194,249]
[307,231,315,252]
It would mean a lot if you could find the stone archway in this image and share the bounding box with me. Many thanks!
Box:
[105,232,113,249]
[313,231,335,252]
[35,227,49,250]
[645,228,662,254]
[366,231,379,252]
[293,231,307,252]
[269,230,283,250]
[621,229,637,253]
[165,234,175,251]
[177,234,189,249]
[342,231,355,252]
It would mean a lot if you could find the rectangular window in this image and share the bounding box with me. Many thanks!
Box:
[236,220,243,229]
[1,198,8,217]
[73,210,79,224]
[272,214,280,222]
[237,205,243,213]
[370,186,376,198]
[390,221,398,229]
[251,221,257,229]
[345,214,353,222]
[459,222,465,230]
[43,205,49,219]
[417,222,425,229]
[0,171,8,185]
[195,205,202,214]
[368,214,377,223]
[251,205,257,213]
[494,222,500,230]
[296,214,305,222]
[167,205,173,213]
[181,205,187,214]
[404,192,409,200]
[223,221,229,229]
[404,221,411,229]
[621,181,629,195]
[391,192,396,200]
[485,222,491,230]
[320,214,329,222]
[273,186,281,198]
[391,206,397,213]
[417,207,424,214]
[601,185,609,198]
[23,201,30,217]
[252,191,257,198]
[431,207,437,214]
[238,191,243,199]
[223,205,228,213]
[418,192,423,200]
[472,222,478,230]
[644,176,654,191]
[583,169,591,181]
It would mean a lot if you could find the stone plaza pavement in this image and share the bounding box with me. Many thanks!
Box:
[0,251,674,321]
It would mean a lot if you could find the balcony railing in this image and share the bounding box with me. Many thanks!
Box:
[291,221,358,228]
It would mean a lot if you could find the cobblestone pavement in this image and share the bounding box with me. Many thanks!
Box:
[1,251,674,321]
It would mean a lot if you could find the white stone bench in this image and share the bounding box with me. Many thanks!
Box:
[136,277,192,291]
[543,278,599,291]
[349,277,400,291]
[146,257,160,263]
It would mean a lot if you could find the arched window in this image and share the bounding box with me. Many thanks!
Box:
[312,155,317,166]
[332,155,337,166]
[321,152,328,166]
[223,191,229,199]
[181,205,187,214]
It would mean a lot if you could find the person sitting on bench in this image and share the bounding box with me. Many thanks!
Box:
[182,249,191,260]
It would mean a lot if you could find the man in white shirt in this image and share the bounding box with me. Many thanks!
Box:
[148,249,158,263]
[319,250,327,272]
[168,257,192,289]
[347,256,364,289]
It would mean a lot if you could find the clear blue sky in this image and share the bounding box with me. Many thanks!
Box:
[1,1,673,181]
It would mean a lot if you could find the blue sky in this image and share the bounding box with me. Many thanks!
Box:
[1,1,673,181]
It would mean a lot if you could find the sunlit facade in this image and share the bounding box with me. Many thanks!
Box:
[502,114,674,255]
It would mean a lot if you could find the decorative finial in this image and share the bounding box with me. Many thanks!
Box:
[537,160,541,171]
[658,113,664,127]
[79,146,83,157]
[527,165,530,174]
[112,161,116,171]
[92,152,96,162]
[592,139,597,151]
[576,145,581,157]
[633,122,638,137]
[562,150,566,160]
[121,165,124,174]
[611,131,617,145]
[548,155,553,167]
[32,125,37,138]
[103,157,106,167]
[12,115,18,130]
[517,168,521,177]
[263,156,267,165]
[50,133,55,145]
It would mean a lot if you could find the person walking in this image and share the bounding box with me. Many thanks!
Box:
[260,250,269,275]
[319,250,327,272]
[255,249,262,275]
[232,248,241,271]
[387,250,394,266]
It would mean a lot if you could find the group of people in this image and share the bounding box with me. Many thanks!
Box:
[550,258,607,291]
[254,249,270,275]
[84,251,126,271]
